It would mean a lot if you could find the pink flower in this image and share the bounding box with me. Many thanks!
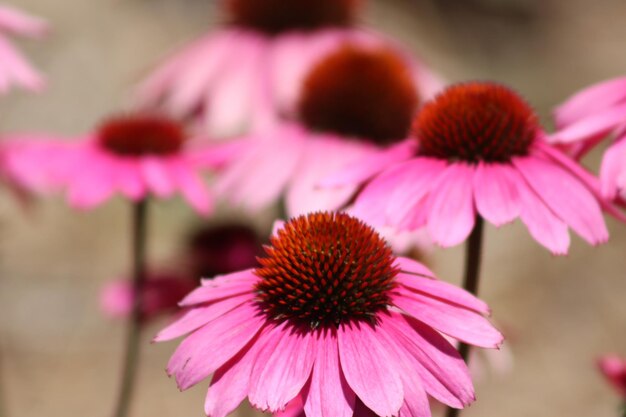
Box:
[325,82,619,254]
[0,4,47,93]
[598,355,626,399]
[157,212,503,417]
[551,77,626,202]
[217,44,442,216]
[136,0,442,138]
[100,273,197,321]
[4,115,237,213]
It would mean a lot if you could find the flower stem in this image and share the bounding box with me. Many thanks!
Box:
[112,199,149,417]
[444,216,485,417]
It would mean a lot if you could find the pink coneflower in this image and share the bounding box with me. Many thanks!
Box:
[157,212,503,417]
[598,355,626,399]
[217,44,440,217]
[0,4,47,93]
[551,77,626,203]
[7,115,236,213]
[136,0,442,138]
[326,82,616,254]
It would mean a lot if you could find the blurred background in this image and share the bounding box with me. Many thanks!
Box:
[1,0,626,416]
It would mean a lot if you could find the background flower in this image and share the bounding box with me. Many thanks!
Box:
[0,4,47,94]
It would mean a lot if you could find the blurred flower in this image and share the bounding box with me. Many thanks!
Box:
[216,44,441,216]
[551,77,626,203]
[324,82,620,254]
[0,4,47,93]
[599,355,626,399]
[2,114,239,213]
[100,273,197,322]
[187,222,263,278]
[136,0,443,138]
[156,212,502,417]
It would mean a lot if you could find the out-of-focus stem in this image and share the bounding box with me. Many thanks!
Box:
[112,199,148,417]
[444,216,485,417]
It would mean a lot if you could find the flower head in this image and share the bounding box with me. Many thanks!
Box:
[325,81,616,254]
[3,114,237,213]
[136,0,442,138]
[157,212,502,417]
[598,355,626,399]
[227,0,359,34]
[216,44,435,217]
[0,5,47,94]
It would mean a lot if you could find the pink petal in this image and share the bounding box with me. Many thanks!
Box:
[555,77,626,128]
[536,141,626,223]
[167,157,213,215]
[154,293,253,342]
[179,270,257,307]
[383,157,448,228]
[338,323,403,417]
[383,314,474,408]
[304,330,356,417]
[216,128,304,211]
[392,290,502,348]
[321,140,415,188]
[514,169,570,255]
[67,153,117,209]
[396,273,490,315]
[473,162,521,226]
[140,157,174,197]
[285,138,369,216]
[0,5,48,37]
[550,102,626,144]
[204,324,276,417]
[393,256,436,278]
[113,158,145,201]
[0,35,44,91]
[248,326,317,412]
[375,322,431,417]
[426,163,476,247]
[600,137,626,199]
[204,35,267,137]
[513,155,608,246]
[167,301,264,390]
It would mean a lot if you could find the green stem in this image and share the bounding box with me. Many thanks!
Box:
[112,199,148,417]
[444,216,485,417]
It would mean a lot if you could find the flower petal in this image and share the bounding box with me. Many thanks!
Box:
[338,322,403,417]
[392,289,502,348]
[396,272,490,315]
[204,324,276,417]
[154,293,253,342]
[513,155,608,246]
[473,162,521,226]
[167,301,264,390]
[179,270,257,307]
[384,314,474,408]
[304,330,356,417]
[248,326,317,412]
[427,163,476,247]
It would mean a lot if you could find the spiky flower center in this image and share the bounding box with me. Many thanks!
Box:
[255,212,398,328]
[299,45,419,145]
[413,82,539,163]
[226,0,358,35]
[97,115,186,157]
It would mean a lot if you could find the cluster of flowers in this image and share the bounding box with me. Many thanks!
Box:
[2,1,626,416]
